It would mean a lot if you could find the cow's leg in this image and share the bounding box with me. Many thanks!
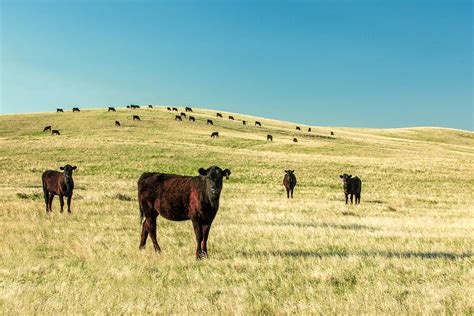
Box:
[192,220,204,259]
[66,194,72,213]
[48,194,54,211]
[345,193,348,204]
[139,219,149,250]
[286,188,290,199]
[291,188,294,198]
[200,224,211,257]
[148,215,161,252]
[356,194,361,204]
[43,190,49,213]
[350,194,354,204]
[59,194,64,213]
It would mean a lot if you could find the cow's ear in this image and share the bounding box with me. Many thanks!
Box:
[291,170,294,173]
[223,169,231,179]
[72,166,77,170]
[198,168,208,176]
[284,170,288,173]
[348,175,352,178]
[60,166,64,170]
[339,175,343,178]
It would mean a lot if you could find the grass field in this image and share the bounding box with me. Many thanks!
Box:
[0,107,473,314]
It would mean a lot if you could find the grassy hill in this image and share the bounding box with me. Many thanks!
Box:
[0,107,473,314]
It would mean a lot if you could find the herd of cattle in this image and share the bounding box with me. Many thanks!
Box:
[39,105,360,258]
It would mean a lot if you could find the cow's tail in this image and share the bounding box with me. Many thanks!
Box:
[139,202,145,225]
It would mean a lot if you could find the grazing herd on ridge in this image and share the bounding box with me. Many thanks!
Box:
[38,104,359,258]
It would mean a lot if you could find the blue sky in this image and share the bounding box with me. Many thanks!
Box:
[1,0,472,130]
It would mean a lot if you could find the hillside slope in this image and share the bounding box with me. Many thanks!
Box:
[0,107,473,314]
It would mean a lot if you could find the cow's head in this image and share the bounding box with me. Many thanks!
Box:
[60,165,77,178]
[339,174,352,189]
[285,170,295,175]
[199,166,231,199]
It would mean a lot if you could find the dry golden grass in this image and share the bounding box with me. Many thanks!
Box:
[0,107,473,314]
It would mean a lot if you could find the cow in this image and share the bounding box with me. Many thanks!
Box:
[293,138,298,143]
[175,115,182,121]
[126,105,131,109]
[207,119,213,125]
[255,121,261,127]
[148,105,153,109]
[52,130,60,135]
[331,131,334,136]
[339,174,362,204]
[242,120,246,126]
[216,113,223,118]
[115,121,121,127]
[283,170,297,199]
[137,166,231,258]
[180,112,186,118]
[57,108,64,113]
[229,115,234,120]
[211,132,219,138]
[172,107,178,112]
[42,164,77,213]
[296,126,301,131]
[43,126,52,132]
[72,107,80,112]
[108,107,116,112]
[267,134,273,141]
[189,116,196,122]
[308,127,311,132]
[133,115,141,121]
[167,107,171,111]
[185,107,193,112]
[131,105,140,109]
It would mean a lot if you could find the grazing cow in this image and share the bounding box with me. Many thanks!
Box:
[52,130,60,135]
[293,138,298,143]
[283,170,297,199]
[72,107,80,112]
[339,174,362,204]
[296,126,301,131]
[43,126,52,132]
[185,107,193,112]
[180,112,186,118]
[167,107,171,111]
[115,121,121,127]
[211,132,219,138]
[175,115,183,121]
[148,105,153,109]
[255,121,261,127]
[189,116,196,122]
[242,120,246,126]
[42,165,77,213]
[133,115,141,121]
[108,107,116,112]
[130,105,140,109]
[267,134,273,141]
[207,119,213,125]
[331,131,334,136]
[229,115,234,120]
[172,107,178,112]
[57,108,64,113]
[308,128,311,132]
[137,166,231,258]
[216,113,223,118]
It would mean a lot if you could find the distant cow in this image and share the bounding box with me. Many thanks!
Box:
[339,174,362,204]
[167,107,171,111]
[133,115,141,121]
[189,116,195,122]
[242,120,246,126]
[207,119,213,125]
[57,108,64,113]
[52,130,60,135]
[42,165,77,213]
[308,128,311,132]
[293,138,298,143]
[180,112,186,118]
[211,132,219,138]
[131,105,140,109]
[267,134,273,141]
[331,131,334,136]
[216,113,223,118]
[172,107,178,112]
[108,107,116,112]
[229,115,234,120]
[126,105,131,109]
[296,126,301,131]
[283,170,297,199]
[255,121,261,127]
[175,115,183,121]
[148,105,153,109]
[137,166,231,258]
[43,126,52,132]
[115,121,121,127]
[72,107,80,112]
[185,107,193,112]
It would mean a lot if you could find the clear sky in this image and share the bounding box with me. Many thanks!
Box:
[1,0,472,130]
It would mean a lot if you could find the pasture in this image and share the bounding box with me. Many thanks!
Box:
[0,107,473,314]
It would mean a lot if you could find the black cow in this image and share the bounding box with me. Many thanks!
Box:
[133,115,141,121]
[167,107,171,111]
[180,112,186,118]
[267,134,273,141]
[52,130,60,135]
[229,115,234,120]
[115,121,121,127]
[211,132,219,138]
[43,126,52,132]
[185,107,193,112]
[175,115,183,121]
[189,116,196,122]
[255,121,261,127]
[137,166,231,258]
[108,107,116,112]
[339,174,362,204]
[216,113,223,118]
[42,165,77,213]
[283,170,297,199]
[242,120,246,126]
[308,127,311,132]
[331,131,334,136]
[148,105,153,109]
[131,105,140,109]
[172,107,178,112]
[72,107,80,112]
[296,126,301,131]
[57,108,64,113]
[293,138,298,143]
[207,119,213,125]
